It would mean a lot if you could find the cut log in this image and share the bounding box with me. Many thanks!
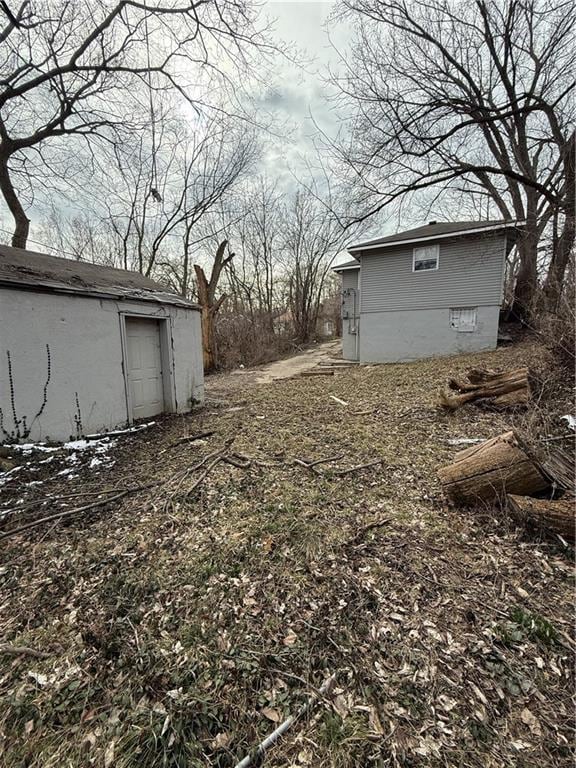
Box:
[438,430,549,505]
[508,493,575,543]
[440,367,530,410]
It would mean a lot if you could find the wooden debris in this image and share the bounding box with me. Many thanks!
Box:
[297,370,334,377]
[439,367,530,410]
[437,431,549,505]
[539,446,575,493]
[508,493,575,543]
[329,395,349,406]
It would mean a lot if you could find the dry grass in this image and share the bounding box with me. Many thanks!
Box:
[0,340,573,768]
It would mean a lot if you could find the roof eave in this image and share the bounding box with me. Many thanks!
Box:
[348,221,527,254]
[0,277,200,310]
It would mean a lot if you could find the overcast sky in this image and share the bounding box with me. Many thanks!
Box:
[258,1,350,185]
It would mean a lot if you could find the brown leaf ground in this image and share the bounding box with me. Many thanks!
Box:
[0,340,574,768]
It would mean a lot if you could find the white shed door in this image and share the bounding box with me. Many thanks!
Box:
[125,317,164,420]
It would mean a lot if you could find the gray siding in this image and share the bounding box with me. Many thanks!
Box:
[341,269,359,360]
[359,232,506,313]
[359,306,500,363]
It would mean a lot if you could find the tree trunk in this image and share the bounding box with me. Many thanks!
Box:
[0,155,30,248]
[508,493,575,542]
[511,196,539,319]
[543,134,575,310]
[193,240,233,372]
[437,431,549,505]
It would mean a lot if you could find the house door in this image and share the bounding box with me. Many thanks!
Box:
[125,317,165,420]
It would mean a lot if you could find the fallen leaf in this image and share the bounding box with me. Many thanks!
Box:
[520,708,542,735]
[261,707,281,723]
[283,630,297,646]
[211,732,232,750]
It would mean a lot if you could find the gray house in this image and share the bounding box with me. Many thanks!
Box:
[334,220,523,363]
[0,245,204,443]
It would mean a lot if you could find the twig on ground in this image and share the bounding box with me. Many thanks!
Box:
[329,395,349,406]
[169,431,215,448]
[0,644,49,659]
[344,518,391,548]
[335,459,383,476]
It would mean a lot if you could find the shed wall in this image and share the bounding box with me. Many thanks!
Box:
[359,305,500,363]
[0,289,203,443]
[359,232,506,313]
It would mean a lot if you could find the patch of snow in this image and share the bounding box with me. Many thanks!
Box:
[561,415,575,431]
[84,421,155,440]
[89,457,103,469]
[11,443,60,455]
[0,466,21,486]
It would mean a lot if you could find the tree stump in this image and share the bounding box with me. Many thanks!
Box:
[437,431,549,505]
[508,493,575,542]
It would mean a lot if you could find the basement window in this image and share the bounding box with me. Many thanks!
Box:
[413,244,439,271]
[450,307,478,332]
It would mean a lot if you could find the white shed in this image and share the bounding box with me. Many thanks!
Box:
[0,245,204,443]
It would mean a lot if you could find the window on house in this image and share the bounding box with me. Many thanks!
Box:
[413,244,439,271]
[450,307,478,332]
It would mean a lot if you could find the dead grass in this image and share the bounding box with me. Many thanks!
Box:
[0,340,574,768]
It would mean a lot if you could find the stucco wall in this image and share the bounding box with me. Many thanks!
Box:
[0,289,203,443]
[359,305,500,363]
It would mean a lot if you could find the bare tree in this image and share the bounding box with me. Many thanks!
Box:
[281,189,352,343]
[0,0,264,248]
[329,0,575,314]
[101,112,257,287]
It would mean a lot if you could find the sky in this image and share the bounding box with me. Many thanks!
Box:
[258,1,351,189]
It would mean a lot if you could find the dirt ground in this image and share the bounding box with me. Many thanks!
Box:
[0,340,574,768]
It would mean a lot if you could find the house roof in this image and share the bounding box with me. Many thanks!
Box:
[348,220,524,253]
[332,258,360,272]
[0,244,199,308]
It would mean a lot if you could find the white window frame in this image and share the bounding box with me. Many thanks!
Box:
[412,243,439,272]
[450,307,478,333]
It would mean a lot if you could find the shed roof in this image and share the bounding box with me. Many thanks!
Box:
[348,220,524,253]
[332,258,360,272]
[0,244,198,308]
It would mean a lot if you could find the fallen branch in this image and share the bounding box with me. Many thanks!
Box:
[233,673,337,768]
[0,644,49,659]
[335,459,382,476]
[0,485,157,541]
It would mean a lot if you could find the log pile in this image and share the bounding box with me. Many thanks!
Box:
[438,433,575,543]
[439,367,530,410]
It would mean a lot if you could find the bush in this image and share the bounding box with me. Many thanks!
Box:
[214,312,296,370]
